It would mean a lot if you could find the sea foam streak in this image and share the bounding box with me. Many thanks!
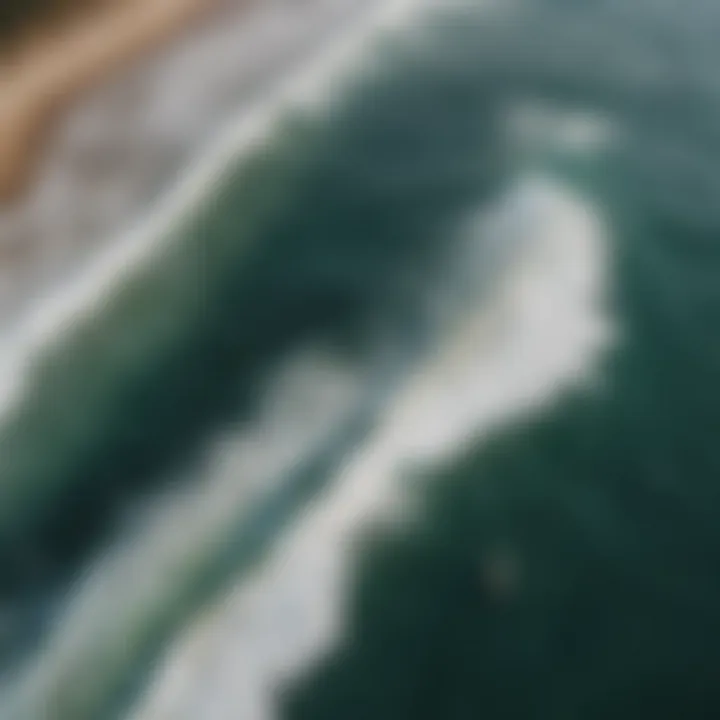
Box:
[125,173,615,720]
[1,349,372,720]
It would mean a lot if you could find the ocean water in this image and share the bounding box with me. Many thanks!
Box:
[3,0,720,718]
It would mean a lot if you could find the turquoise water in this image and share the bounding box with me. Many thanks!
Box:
[4,1,720,718]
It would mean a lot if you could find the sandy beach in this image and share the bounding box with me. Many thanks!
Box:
[0,0,214,202]
[0,0,373,329]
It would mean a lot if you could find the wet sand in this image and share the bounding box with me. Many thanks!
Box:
[0,0,372,329]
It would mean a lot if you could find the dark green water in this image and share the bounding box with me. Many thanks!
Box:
[4,0,720,717]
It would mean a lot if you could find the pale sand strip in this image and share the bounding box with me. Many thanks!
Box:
[0,0,215,201]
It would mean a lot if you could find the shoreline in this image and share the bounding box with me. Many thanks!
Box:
[0,0,409,416]
[0,0,390,335]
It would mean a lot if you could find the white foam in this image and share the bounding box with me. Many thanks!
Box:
[505,102,619,157]
[125,173,616,720]
[1,348,368,720]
